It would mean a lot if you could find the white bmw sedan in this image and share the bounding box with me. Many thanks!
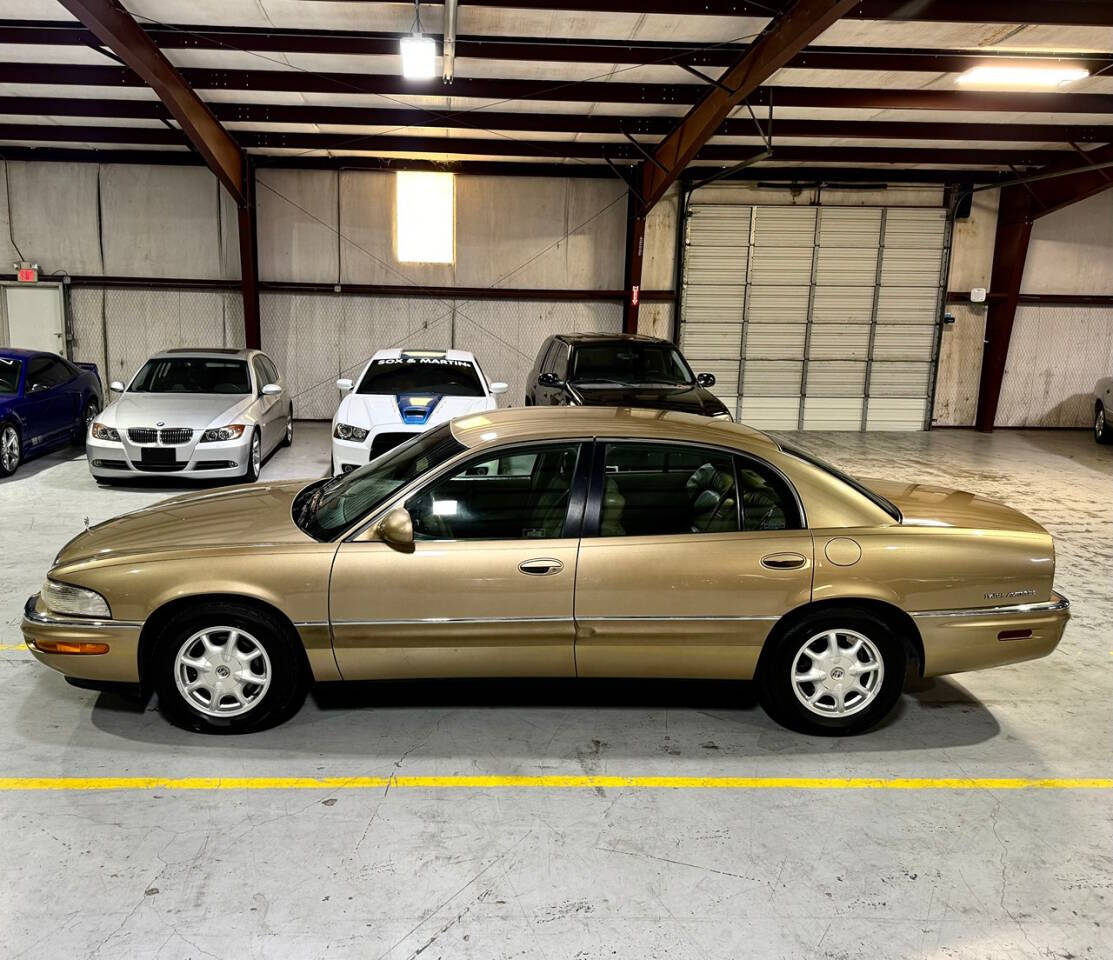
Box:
[332,348,506,474]
[87,348,293,483]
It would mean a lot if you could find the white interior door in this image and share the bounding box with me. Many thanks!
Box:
[3,285,65,354]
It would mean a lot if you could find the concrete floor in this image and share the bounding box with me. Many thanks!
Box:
[1,424,1110,959]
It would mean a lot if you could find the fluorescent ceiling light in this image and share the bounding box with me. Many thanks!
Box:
[396,171,454,264]
[956,65,1089,88]
[400,33,436,80]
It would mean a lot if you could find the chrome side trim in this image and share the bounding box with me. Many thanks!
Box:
[581,615,781,623]
[329,616,574,627]
[910,592,1069,619]
[22,594,143,629]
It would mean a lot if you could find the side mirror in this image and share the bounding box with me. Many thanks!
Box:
[109,380,125,393]
[489,381,508,396]
[262,383,283,396]
[538,372,563,388]
[696,372,716,388]
[377,507,414,551]
[336,378,354,392]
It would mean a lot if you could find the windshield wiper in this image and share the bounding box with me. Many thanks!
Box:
[569,377,631,387]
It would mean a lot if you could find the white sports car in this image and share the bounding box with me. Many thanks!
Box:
[332,348,506,474]
[87,348,293,483]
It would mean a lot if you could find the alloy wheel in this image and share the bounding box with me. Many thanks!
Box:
[84,402,98,429]
[252,432,261,474]
[1,426,19,473]
[286,417,293,444]
[173,626,272,718]
[1097,408,1105,441]
[790,628,884,718]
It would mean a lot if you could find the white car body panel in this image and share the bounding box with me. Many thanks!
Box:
[331,348,500,474]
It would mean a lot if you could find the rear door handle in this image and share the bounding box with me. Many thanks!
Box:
[519,558,564,576]
[761,552,807,570]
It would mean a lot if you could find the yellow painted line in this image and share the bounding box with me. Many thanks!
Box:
[0,643,28,651]
[0,776,1109,792]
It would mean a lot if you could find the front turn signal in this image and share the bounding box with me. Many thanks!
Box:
[32,639,110,655]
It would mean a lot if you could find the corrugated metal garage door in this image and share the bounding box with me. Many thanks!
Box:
[679,202,950,431]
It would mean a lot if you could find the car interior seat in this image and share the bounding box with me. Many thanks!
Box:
[687,462,737,533]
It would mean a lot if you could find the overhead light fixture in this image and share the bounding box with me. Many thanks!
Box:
[400,1,436,80]
[956,64,1090,88]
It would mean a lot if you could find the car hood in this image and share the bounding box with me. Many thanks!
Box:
[53,480,314,567]
[566,383,726,416]
[863,479,1048,534]
[336,392,494,430]
[100,392,252,429]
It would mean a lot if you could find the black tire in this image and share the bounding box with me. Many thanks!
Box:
[241,428,261,482]
[524,395,533,406]
[757,607,906,736]
[1096,403,1112,445]
[281,405,294,448]
[74,398,99,445]
[0,421,21,478]
[151,601,308,734]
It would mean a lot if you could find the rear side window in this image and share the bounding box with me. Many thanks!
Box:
[0,357,23,394]
[737,457,800,531]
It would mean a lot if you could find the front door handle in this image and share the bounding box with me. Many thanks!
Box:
[519,558,564,576]
[761,552,807,570]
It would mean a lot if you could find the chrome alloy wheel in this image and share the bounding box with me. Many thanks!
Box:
[83,402,98,429]
[251,432,261,474]
[174,627,272,718]
[1,425,19,473]
[1097,407,1105,441]
[791,628,884,718]
[285,416,293,444]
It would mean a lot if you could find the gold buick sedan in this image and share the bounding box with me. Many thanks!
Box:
[24,407,1069,735]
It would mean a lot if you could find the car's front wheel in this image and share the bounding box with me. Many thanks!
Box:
[0,422,21,478]
[757,608,906,736]
[1096,403,1111,444]
[241,428,261,482]
[281,405,293,448]
[75,399,98,445]
[151,602,307,733]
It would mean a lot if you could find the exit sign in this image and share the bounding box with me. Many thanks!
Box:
[14,262,38,283]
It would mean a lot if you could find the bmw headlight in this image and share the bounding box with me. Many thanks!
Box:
[200,424,246,442]
[90,422,120,441]
[334,423,369,442]
[41,578,111,619]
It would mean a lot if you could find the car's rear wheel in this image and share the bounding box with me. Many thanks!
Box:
[74,399,98,445]
[241,428,261,482]
[1095,403,1111,444]
[757,608,906,736]
[151,602,307,733]
[0,423,21,478]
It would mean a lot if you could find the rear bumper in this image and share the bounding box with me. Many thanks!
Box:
[22,594,143,683]
[914,591,1070,677]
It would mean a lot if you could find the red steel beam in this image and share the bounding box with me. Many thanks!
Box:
[56,0,259,345]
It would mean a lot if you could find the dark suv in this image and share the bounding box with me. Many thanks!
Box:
[524,333,731,418]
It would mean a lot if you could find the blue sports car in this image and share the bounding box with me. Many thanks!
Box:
[0,348,102,478]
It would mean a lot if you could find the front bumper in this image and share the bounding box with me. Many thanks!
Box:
[332,427,423,475]
[87,433,251,480]
[915,591,1070,677]
[22,593,143,683]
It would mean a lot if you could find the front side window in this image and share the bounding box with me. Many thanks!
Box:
[129,358,251,395]
[599,442,738,537]
[357,356,484,397]
[0,357,23,394]
[407,443,581,541]
[569,342,694,387]
[296,425,465,540]
[260,356,280,385]
[252,357,268,394]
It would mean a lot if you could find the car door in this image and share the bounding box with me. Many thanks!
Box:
[251,356,279,452]
[573,440,814,679]
[329,440,589,680]
[22,356,73,448]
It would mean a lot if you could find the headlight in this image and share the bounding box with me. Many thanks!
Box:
[41,578,111,619]
[712,410,734,422]
[334,423,369,442]
[90,422,120,441]
[200,424,246,442]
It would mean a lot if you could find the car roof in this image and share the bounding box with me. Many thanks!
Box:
[450,406,779,454]
[0,347,55,360]
[554,333,669,346]
[154,348,255,359]
[369,348,477,363]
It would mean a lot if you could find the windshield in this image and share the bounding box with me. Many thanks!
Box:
[780,442,902,522]
[358,357,484,397]
[569,342,694,387]
[129,358,251,394]
[295,424,465,540]
[0,357,21,394]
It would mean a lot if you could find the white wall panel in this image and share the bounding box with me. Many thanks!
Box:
[257,169,340,284]
[1021,192,1113,296]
